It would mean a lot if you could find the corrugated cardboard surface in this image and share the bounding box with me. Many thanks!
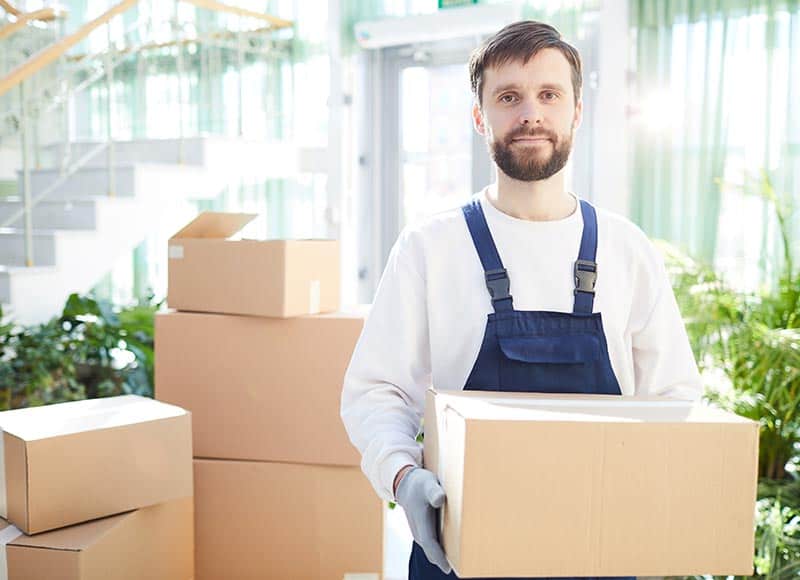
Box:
[424,389,759,578]
[194,459,382,580]
[155,309,365,466]
[0,397,193,534]
[167,236,340,318]
[4,497,194,580]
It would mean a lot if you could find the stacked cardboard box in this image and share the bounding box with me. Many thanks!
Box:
[156,212,383,580]
[0,395,194,579]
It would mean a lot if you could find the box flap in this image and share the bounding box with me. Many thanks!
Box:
[170,212,257,240]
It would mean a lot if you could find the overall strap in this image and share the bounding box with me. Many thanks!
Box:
[462,199,514,312]
[573,199,599,315]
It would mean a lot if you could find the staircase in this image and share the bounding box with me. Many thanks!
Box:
[0,136,298,324]
[0,1,294,324]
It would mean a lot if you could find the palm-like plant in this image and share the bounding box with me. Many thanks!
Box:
[660,171,800,579]
[660,171,799,482]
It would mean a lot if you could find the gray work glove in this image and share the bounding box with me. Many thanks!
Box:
[395,467,452,574]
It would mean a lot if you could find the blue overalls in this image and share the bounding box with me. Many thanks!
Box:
[408,198,636,580]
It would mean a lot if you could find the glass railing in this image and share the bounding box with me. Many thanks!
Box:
[0,0,293,266]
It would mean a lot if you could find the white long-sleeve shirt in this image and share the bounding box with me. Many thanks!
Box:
[341,187,703,502]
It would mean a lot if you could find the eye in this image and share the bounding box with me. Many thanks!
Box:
[499,93,518,104]
[541,91,559,101]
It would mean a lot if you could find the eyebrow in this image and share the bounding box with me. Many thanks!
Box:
[491,82,568,96]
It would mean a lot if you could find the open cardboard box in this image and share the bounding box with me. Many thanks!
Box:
[167,212,340,318]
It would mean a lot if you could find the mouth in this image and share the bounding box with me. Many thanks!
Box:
[511,137,552,146]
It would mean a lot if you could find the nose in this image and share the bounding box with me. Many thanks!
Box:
[519,101,543,125]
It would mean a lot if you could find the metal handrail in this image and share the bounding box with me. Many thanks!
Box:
[181,0,291,28]
[0,0,292,98]
[0,12,152,141]
[0,0,139,98]
[0,19,291,146]
[0,18,286,137]
[0,7,66,41]
[0,1,21,17]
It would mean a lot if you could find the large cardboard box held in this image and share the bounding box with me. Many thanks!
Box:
[0,497,193,580]
[194,458,382,580]
[0,396,193,534]
[155,309,365,466]
[424,388,759,578]
[167,212,340,317]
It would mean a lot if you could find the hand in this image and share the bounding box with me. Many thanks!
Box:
[395,467,451,574]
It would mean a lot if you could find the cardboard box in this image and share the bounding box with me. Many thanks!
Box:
[167,212,340,317]
[155,309,365,466]
[424,388,759,578]
[0,396,193,534]
[0,497,193,580]
[194,458,382,580]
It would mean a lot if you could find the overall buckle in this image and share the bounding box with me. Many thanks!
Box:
[485,268,510,301]
[574,259,597,294]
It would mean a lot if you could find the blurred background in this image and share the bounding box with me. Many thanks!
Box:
[2,0,797,316]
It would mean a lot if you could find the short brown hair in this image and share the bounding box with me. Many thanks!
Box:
[469,20,582,107]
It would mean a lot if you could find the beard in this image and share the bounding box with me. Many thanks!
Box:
[488,126,573,182]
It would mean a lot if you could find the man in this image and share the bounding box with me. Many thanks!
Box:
[341,20,702,580]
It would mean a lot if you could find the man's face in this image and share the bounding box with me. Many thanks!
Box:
[473,48,582,182]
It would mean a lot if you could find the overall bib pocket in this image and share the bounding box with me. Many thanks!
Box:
[497,333,601,392]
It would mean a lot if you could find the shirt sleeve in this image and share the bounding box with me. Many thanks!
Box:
[630,245,704,401]
[340,227,431,501]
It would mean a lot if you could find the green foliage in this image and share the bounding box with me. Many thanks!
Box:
[663,172,800,579]
[753,495,800,578]
[659,172,800,482]
[0,292,161,411]
[677,480,800,580]
[753,479,800,579]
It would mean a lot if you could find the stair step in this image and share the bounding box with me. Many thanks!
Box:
[17,163,221,201]
[0,229,93,267]
[40,138,208,168]
[38,138,300,179]
[0,197,162,323]
[0,199,98,230]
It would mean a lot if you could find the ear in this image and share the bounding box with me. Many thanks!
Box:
[572,97,583,130]
[472,101,486,136]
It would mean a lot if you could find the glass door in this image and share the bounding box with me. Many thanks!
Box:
[399,59,479,225]
[357,38,491,300]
